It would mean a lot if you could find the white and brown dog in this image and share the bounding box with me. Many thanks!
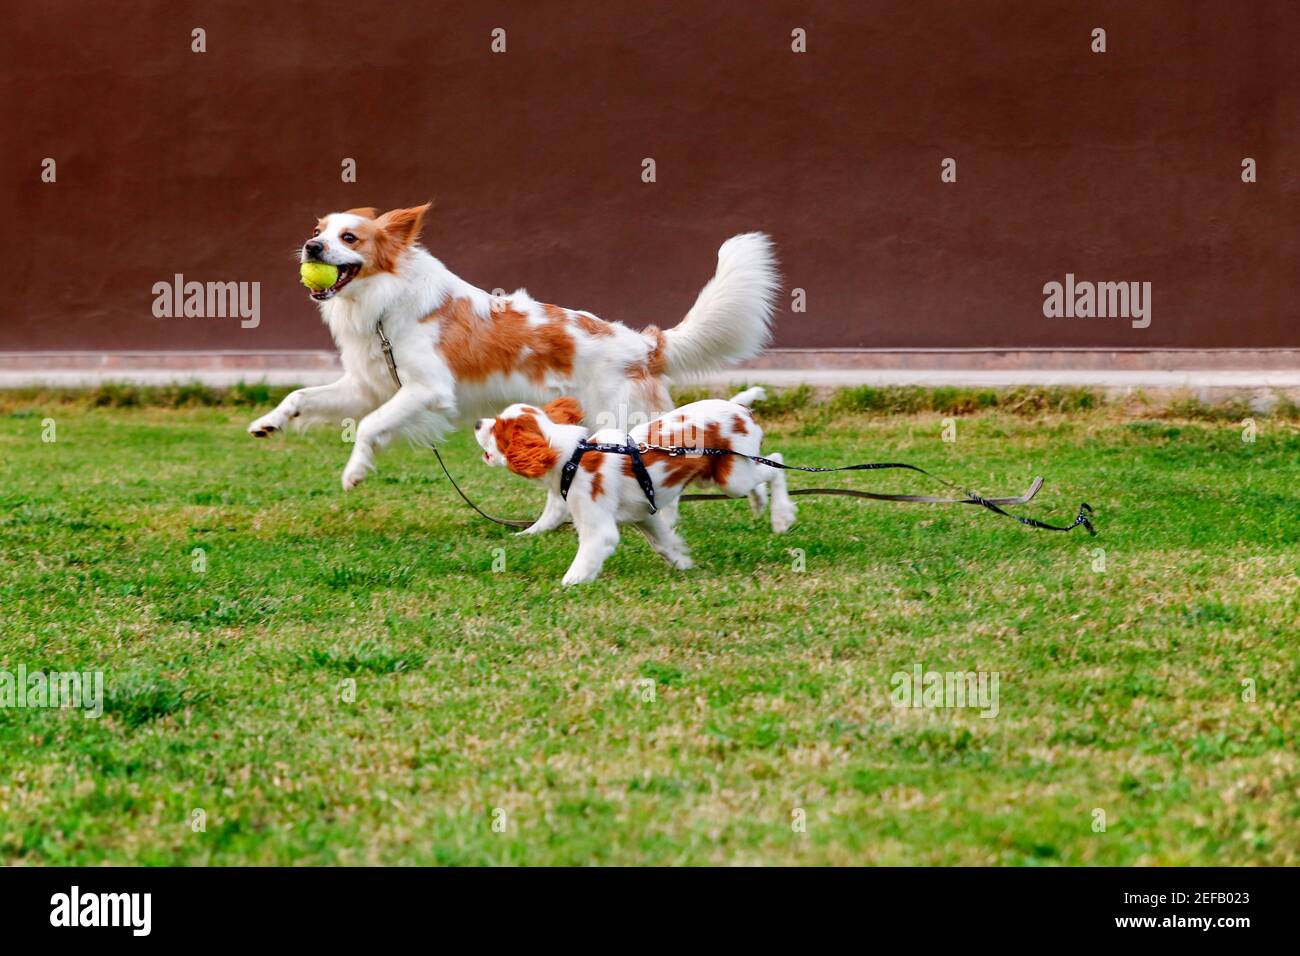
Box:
[248,204,779,505]
[475,388,796,585]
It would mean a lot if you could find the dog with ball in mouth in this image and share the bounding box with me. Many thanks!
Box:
[247,204,779,502]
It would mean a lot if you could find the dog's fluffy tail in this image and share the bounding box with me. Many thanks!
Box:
[661,233,779,379]
[728,386,767,407]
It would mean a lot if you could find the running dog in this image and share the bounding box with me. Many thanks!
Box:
[248,205,779,509]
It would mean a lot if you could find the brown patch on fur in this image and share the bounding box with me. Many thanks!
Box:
[623,326,671,413]
[543,397,584,425]
[642,325,668,376]
[573,312,615,338]
[524,320,578,381]
[493,412,557,479]
[581,452,604,500]
[732,414,749,435]
[630,421,733,488]
[423,297,576,383]
[345,207,379,219]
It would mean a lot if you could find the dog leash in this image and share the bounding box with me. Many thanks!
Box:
[432,446,534,529]
[377,318,401,390]
[684,476,1043,507]
[435,442,1056,532]
[639,441,1095,534]
[557,440,1095,534]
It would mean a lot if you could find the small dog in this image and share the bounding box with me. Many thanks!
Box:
[476,388,796,585]
[248,204,779,511]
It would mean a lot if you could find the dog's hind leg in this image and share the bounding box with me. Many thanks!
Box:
[754,451,796,533]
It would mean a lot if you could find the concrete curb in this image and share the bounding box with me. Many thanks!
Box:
[1,350,1297,393]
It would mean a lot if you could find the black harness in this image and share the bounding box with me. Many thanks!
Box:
[561,441,660,512]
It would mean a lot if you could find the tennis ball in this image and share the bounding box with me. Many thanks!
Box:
[300,262,339,292]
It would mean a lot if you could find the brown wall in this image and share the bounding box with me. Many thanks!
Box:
[5,0,1297,351]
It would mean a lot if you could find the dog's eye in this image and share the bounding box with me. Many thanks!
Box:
[312,228,320,237]
[342,232,357,243]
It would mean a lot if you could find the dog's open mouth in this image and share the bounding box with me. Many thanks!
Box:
[308,262,361,301]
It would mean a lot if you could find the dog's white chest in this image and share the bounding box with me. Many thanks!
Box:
[323,305,400,394]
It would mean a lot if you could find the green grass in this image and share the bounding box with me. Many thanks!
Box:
[0,391,1296,865]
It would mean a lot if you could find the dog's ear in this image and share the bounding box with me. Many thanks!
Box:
[498,416,558,479]
[542,397,584,425]
[345,207,379,219]
[369,202,433,272]
[377,202,432,246]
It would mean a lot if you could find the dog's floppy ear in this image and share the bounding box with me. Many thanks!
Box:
[345,207,379,219]
[497,415,558,479]
[370,202,433,272]
[377,202,431,246]
[542,397,584,425]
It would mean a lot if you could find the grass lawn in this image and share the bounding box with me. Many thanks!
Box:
[0,389,1296,865]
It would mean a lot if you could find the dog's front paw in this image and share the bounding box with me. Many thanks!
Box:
[341,461,371,491]
[247,412,283,438]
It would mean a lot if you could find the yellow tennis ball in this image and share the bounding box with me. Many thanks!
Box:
[300,262,339,292]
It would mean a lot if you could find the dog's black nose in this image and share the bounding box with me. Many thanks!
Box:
[304,241,324,258]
